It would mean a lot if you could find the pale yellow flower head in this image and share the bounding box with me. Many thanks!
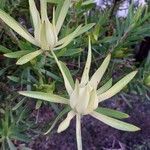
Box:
[0,0,95,65]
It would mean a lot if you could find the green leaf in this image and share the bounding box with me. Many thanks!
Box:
[0,9,38,46]
[40,69,62,82]
[47,0,60,3]
[0,45,11,53]
[4,50,31,58]
[91,111,140,132]
[55,0,71,34]
[97,78,112,95]
[45,106,71,134]
[0,67,10,76]
[98,71,137,102]
[63,48,83,56]
[16,50,42,65]
[82,0,95,6]
[96,107,129,119]
[19,91,68,104]
[56,48,83,57]
[90,54,111,88]
[75,23,95,38]
[7,138,17,150]
[81,37,91,86]
[8,76,20,82]
[59,61,74,89]
[12,98,26,111]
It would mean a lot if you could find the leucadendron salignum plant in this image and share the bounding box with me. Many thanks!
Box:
[0,0,94,65]
[19,37,140,150]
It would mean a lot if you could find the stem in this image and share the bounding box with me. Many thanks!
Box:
[76,114,82,150]
[51,50,62,73]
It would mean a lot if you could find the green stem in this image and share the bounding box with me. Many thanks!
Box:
[51,50,64,76]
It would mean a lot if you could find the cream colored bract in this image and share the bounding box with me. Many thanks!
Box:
[19,37,140,150]
[0,0,95,65]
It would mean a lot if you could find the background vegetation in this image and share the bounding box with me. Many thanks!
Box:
[0,0,150,149]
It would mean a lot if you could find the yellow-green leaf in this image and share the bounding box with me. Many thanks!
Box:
[40,0,47,22]
[80,37,92,86]
[97,78,112,95]
[59,61,74,88]
[19,91,68,104]
[45,107,71,135]
[51,50,73,95]
[29,0,41,42]
[57,110,75,133]
[75,23,95,38]
[54,25,82,50]
[0,9,38,46]
[98,71,137,102]
[4,50,31,58]
[56,0,71,34]
[16,50,42,65]
[56,25,82,46]
[91,111,140,131]
[90,54,111,88]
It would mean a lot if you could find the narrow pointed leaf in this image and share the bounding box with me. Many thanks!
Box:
[56,25,82,46]
[59,61,74,88]
[97,78,112,95]
[29,0,41,42]
[96,107,129,119]
[91,111,140,131]
[0,10,38,46]
[51,50,73,95]
[19,91,68,104]
[54,25,82,50]
[40,0,47,22]
[7,138,17,150]
[75,23,95,38]
[76,114,82,150]
[4,50,31,58]
[16,50,42,65]
[80,37,92,86]
[90,54,111,88]
[56,0,71,34]
[45,107,71,134]
[98,71,137,102]
[57,110,75,133]
[0,45,11,53]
